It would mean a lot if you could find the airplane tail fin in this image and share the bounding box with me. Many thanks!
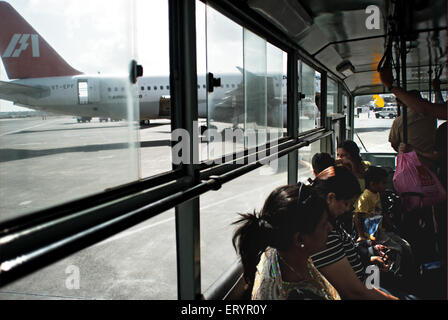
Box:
[0,1,82,79]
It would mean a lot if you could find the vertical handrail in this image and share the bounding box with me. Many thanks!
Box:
[400,37,408,144]
[287,51,299,184]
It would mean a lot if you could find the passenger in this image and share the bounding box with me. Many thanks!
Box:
[335,141,370,232]
[353,166,416,292]
[379,67,447,120]
[311,152,335,176]
[336,140,370,191]
[388,92,437,170]
[232,183,340,300]
[354,166,393,241]
[353,166,412,253]
[310,166,398,299]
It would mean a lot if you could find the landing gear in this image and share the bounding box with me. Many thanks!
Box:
[77,116,92,123]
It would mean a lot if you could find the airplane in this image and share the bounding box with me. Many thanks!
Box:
[0,1,286,127]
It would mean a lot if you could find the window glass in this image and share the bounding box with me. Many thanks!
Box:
[200,156,288,291]
[1,208,178,299]
[326,78,338,117]
[298,140,321,183]
[203,5,284,163]
[299,62,321,133]
[0,0,142,222]
[354,94,396,153]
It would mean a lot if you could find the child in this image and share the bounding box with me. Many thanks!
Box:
[311,152,335,176]
[353,166,408,254]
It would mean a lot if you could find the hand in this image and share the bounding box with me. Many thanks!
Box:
[379,67,394,89]
[370,256,390,271]
[357,236,368,242]
[398,143,413,154]
[374,244,387,257]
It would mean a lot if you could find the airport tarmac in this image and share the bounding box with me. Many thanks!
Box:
[0,115,396,299]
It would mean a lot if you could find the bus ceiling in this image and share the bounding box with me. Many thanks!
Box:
[244,0,446,95]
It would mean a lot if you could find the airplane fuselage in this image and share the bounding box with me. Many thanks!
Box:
[8,74,210,120]
[6,73,280,123]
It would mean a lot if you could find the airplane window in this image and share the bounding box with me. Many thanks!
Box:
[147,86,151,90]
[108,88,111,92]
[197,85,200,89]
[154,86,157,90]
[226,84,229,88]
[141,86,144,91]
[160,86,163,90]
[203,84,206,88]
[166,85,169,90]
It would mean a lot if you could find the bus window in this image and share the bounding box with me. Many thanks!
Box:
[200,157,288,291]
[299,62,321,133]
[298,140,321,183]
[326,77,339,117]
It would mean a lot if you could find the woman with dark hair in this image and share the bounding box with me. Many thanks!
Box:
[310,166,398,299]
[232,183,339,300]
[337,140,370,191]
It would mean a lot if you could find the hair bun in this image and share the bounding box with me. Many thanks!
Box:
[257,218,274,230]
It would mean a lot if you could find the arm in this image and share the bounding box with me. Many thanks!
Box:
[391,87,447,120]
[379,67,447,120]
[399,142,441,161]
[318,257,398,300]
[354,213,367,241]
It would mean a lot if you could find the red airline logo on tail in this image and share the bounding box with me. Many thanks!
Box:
[2,34,40,58]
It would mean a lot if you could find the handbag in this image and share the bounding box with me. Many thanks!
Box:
[393,151,446,212]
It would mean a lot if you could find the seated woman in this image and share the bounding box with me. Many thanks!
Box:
[310,166,401,299]
[336,140,370,191]
[336,140,371,232]
[232,183,339,300]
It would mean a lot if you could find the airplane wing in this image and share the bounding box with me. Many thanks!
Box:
[0,81,50,101]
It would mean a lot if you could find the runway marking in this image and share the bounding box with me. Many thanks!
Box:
[0,119,59,136]
[94,178,284,247]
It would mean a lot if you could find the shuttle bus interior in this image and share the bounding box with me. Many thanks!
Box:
[0,0,446,301]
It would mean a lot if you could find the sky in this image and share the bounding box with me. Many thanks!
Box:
[0,0,285,112]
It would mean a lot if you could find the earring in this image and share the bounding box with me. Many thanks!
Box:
[299,243,305,248]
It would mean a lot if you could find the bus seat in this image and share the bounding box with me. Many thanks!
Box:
[202,259,252,300]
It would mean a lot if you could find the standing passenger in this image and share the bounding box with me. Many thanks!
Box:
[388,91,437,170]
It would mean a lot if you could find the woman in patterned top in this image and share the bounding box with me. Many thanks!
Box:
[232,183,339,300]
